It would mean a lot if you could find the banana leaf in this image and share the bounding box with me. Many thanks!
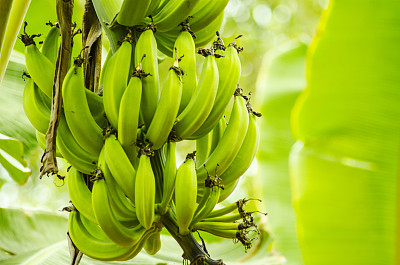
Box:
[290,0,400,264]
[256,43,307,265]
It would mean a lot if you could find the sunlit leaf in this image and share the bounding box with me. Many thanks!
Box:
[0,0,30,85]
[290,0,400,264]
[256,43,307,265]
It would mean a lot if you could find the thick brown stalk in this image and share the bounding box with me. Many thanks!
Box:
[40,1,73,176]
[82,0,102,92]
[161,210,225,265]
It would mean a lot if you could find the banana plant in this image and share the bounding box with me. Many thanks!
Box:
[290,0,400,264]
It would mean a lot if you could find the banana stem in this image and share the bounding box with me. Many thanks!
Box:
[160,210,225,265]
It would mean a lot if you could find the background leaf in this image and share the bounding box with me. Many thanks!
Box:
[290,0,400,264]
[256,43,307,265]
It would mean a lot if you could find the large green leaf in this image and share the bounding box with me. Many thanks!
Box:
[290,0,400,264]
[256,43,307,265]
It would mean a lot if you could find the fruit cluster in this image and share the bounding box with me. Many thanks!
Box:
[21,0,262,263]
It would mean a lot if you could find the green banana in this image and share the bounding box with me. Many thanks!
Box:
[22,79,50,134]
[173,49,219,140]
[190,40,241,139]
[175,153,197,235]
[134,29,160,128]
[68,211,142,261]
[145,56,183,150]
[203,212,243,223]
[188,0,229,31]
[98,145,137,220]
[195,116,226,169]
[23,37,55,98]
[103,41,132,129]
[104,134,136,203]
[154,11,224,57]
[151,0,201,32]
[67,167,97,224]
[219,111,260,185]
[135,152,156,230]
[191,177,222,226]
[159,141,176,214]
[193,221,244,231]
[195,131,212,168]
[92,177,147,246]
[117,0,152,27]
[207,198,248,219]
[62,61,104,156]
[196,94,249,182]
[118,66,144,163]
[144,230,162,255]
[57,114,98,174]
[193,12,224,47]
[40,24,60,65]
[174,30,197,114]
[146,0,162,16]
[122,226,158,260]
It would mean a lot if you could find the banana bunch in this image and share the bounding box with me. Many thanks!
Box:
[22,2,264,262]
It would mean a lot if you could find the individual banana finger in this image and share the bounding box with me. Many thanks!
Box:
[173,48,219,140]
[135,150,156,230]
[145,55,183,150]
[175,152,197,235]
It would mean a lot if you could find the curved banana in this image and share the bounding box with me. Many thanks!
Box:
[144,230,162,255]
[207,198,248,219]
[159,141,176,214]
[190,40,241,138]
[196,94,249,182]
[62,62,104,156]
[40,25,60,65]
[23,37,54,98]
[104,134,136,203]
[173,49,219,140]
[219,111,260,185]
[118,67,144,163]
[86,89,107,128]
[92,177,147,246]
[98,146,137,220]
[195,131,212,168]
[57,114,98,174]
[117,0,152,27]
[174,30,197,114]
[145,0,162,16]
[188,0,229,31]
[22,79,50,134]
[134,29,160,128]
[103,41,132,129]
[68,211,142,261]
[193,221,252,231]
[135,152,156,230]
[203,212,243,223]
[154,11,224,57]
[191,177,222,226]
[152,0,201,32]
[67,167,97,224]
[36,130,63,157]
[145,57,183,150]
[175,153,197,235]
